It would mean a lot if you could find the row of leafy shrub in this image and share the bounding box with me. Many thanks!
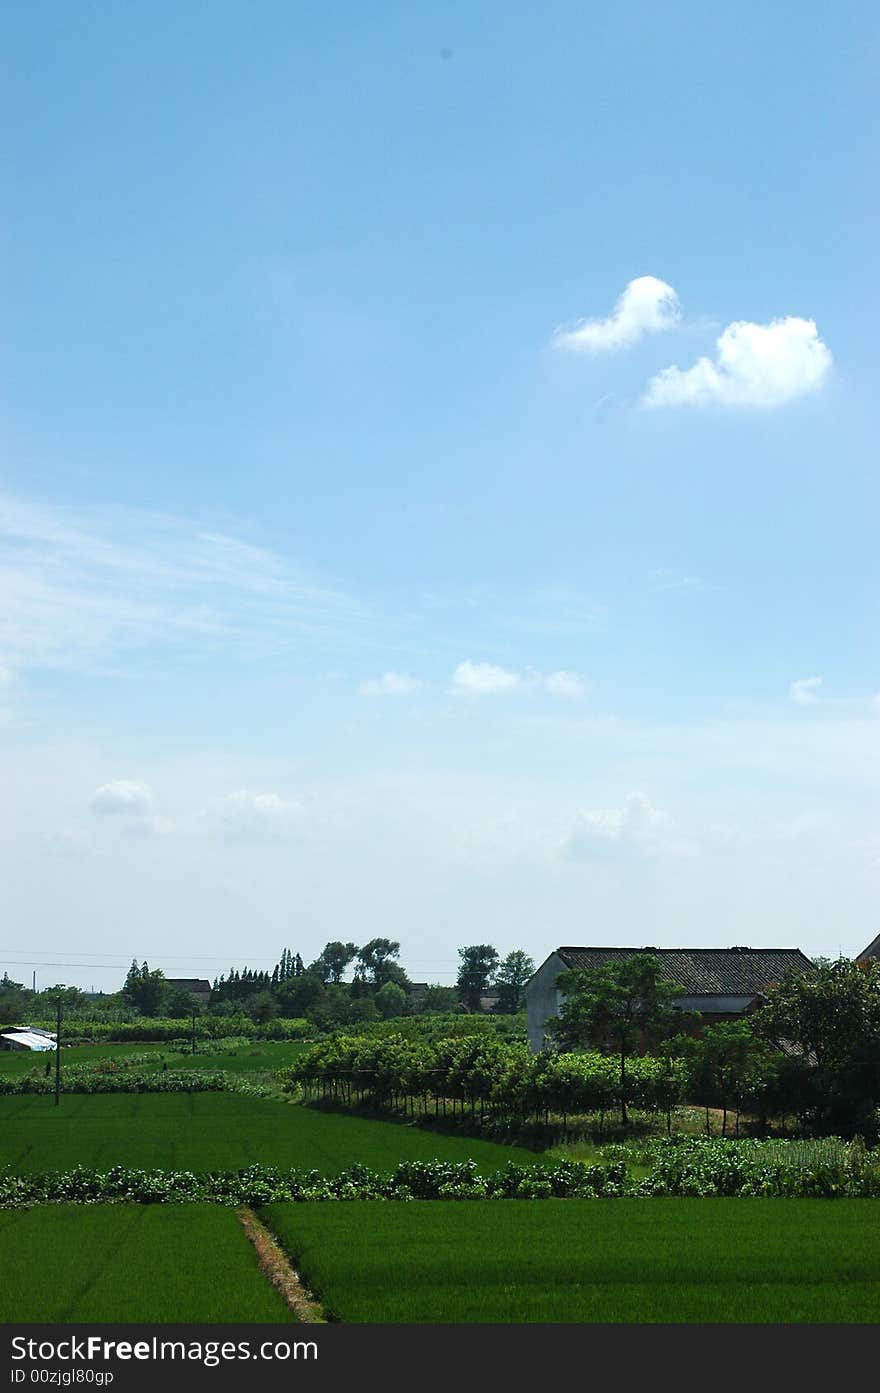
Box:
[0,1016,312,1044]
[3,1140,880,1207]
[284,1033,683,1120]
[348,1013,528,1043]
[0,1068,271,1095]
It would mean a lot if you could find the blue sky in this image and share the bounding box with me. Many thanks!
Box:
[1,2,878,989]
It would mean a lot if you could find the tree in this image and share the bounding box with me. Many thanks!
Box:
[121,960,166,1017]
[547,954,684,1124]
[756,957,880,1137]
[311,941,358,985]
[275,972,326,1019]
[456,945,499,1011]
[672,1019,775,1136]
[494,951,535,1013]
[0,973,34,1023]
[375,981,407,1019]
[412,985,463,1015]
[246,990,278,1025]
[355,939,402,987]
[164,988,201,1019]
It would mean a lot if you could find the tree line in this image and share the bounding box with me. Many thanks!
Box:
[2,940,535,1031]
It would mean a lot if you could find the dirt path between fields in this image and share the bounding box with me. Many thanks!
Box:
[237,1206,326,1323]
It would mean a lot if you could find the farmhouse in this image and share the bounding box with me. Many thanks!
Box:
[526,946,814,1052]
[165,978,212,1005]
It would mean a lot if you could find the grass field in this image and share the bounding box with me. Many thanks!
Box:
[0,1204,293,1322]
[0,1039,311,1079]
[261,1198,880,1322]
[0,1093,541,1174]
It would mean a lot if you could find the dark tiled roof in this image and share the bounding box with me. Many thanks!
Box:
[857,934,880,962]
[555,947,813,996]
[165,978,212,994]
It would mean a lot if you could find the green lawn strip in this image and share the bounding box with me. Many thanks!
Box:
[0,1093,541,1174]
[260,1198,880,1323]
[0,1204,295,1322]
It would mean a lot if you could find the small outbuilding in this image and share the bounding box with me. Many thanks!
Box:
[0,1027,57,1052]
[525,945,814,1051]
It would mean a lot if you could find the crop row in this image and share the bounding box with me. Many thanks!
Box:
[3,1139,880,1207]
[0,1068,272,1095]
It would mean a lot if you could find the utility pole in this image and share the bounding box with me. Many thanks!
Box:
[54,991,63,1106]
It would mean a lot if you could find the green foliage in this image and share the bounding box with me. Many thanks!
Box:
[121,960,167,1017]
[355,938,403,987]
[375,981,407,1019]
[670,1020,778,1133]
[456,944,499,1010]
[285,1031,683,1121]
[756,957,880,1138]
[310,941,358,984]
[411,985,464,1015]
[548,954,687,1124]
[494,951,535,1013]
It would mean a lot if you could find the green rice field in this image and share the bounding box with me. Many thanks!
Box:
[0,1092,540,1174]
[261,1198,880,1322]
[0,1038,311,1078]
[0,1204,293,1322]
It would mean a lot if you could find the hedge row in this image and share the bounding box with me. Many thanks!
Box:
[2,1139,880,1207]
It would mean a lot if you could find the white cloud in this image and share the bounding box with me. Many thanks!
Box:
[207,790,303,841]
[452,661,519,694]
[89,780,154,816]
[644,316,832,409]
[451,662,589,698]
[563,792,676,859]
[553,276,680,353]
[540,670,589,699]
[790,676,823,706]
[360,671,424,696]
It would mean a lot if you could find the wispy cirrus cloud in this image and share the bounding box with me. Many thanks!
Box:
[0,493,370,680]
[790,676,823,706]
[203,790,304,841]
[644,316,832,409]
[553,276,680,353]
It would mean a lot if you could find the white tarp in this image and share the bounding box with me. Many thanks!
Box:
[0,1030,57,1052]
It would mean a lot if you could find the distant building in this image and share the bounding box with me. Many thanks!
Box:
[856,934,880,964]
[165,978,212,1006]
[1,1027,57,1052]
[525,946,814,1052]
